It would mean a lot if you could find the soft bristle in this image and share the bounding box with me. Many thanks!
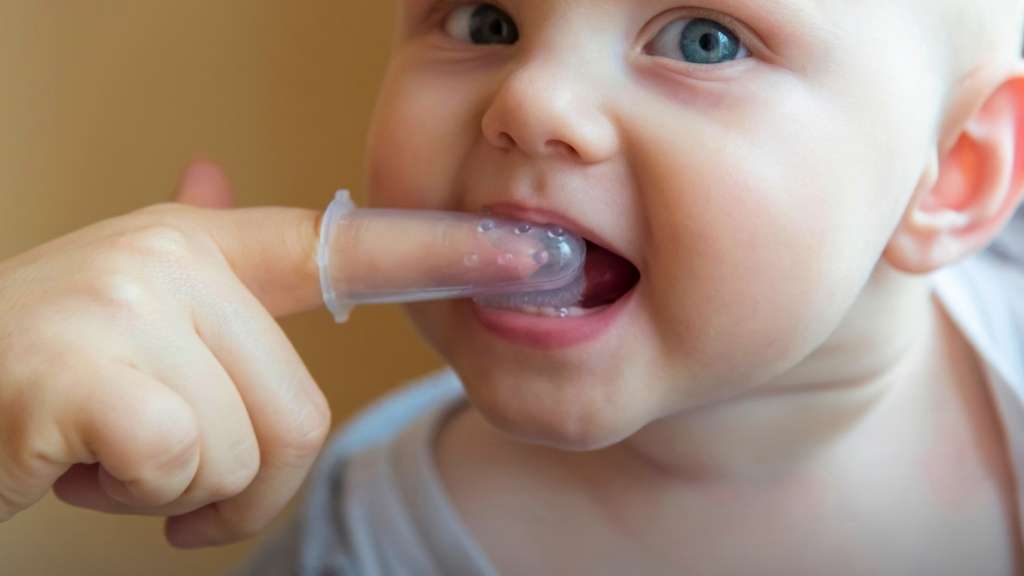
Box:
[474,265,585,309]
[474,240,640,311]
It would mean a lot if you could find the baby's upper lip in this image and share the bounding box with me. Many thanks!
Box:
[481,202,632,264]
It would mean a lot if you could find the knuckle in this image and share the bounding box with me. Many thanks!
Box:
[280,395,331,460]
[204,441,260,501]
[150,427,201,477]
[82,225,202,317]
[120,401,200,482]
[83,272,156,321]
[113,225,195,268]
[203,472,252,503]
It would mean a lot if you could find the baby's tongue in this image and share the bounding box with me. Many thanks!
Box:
[474,241,639,310]
[579,242,640,308]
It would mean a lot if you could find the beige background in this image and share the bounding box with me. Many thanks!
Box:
[0,2,444,574]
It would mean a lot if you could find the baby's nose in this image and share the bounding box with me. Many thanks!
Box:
[481,63,620,164]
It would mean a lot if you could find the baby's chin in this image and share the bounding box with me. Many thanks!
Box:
[405,301,666,450]
[448,347,655,451]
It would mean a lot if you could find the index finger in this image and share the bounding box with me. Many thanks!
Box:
[189,192,585,321]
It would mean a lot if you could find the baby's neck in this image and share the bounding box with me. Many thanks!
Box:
[620,272,974,484]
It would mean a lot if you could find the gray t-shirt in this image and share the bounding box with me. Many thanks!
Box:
[236,369,495,576]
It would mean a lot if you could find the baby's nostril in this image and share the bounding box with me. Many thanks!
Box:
[545,140,578,158]
[497,132,517,149]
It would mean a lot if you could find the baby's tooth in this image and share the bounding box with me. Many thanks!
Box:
[490,302,589,318]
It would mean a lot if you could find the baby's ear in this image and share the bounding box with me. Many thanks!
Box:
[885,69,1024,274]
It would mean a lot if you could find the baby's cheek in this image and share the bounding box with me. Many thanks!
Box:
[663,212,838,390]
[366,65,479,210]
[635,148,855,393]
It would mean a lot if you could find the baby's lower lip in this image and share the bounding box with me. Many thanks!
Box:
[469,287,636,350]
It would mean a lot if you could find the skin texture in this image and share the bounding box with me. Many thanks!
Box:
[365,0,1024,572]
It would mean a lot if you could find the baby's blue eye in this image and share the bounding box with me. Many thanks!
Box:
[648,18,748,65]
[444,3,519,45]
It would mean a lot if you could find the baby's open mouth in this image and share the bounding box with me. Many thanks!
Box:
[475,238,641,317]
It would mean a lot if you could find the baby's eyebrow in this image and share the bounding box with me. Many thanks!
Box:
[715,0,822,24]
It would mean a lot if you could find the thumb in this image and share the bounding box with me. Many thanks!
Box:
[174,161,236,209]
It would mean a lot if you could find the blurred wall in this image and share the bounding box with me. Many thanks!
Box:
[0,2,444,574]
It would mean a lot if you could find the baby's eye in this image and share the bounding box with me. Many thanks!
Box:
[443,3,519,45]
[647,18,748,65]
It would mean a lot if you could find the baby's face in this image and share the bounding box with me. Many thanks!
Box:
[367,0,952,448]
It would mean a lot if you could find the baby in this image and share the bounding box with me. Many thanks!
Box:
[1,0,1023,574]
[238,0,1024,574]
